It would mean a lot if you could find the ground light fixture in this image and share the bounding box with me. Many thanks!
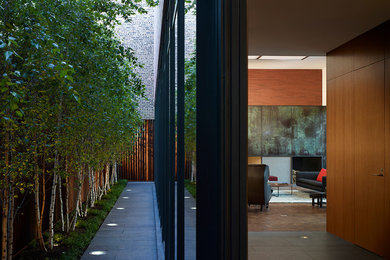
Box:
[122,196,129,199]
[89,251,107,256]
[126,189,132,191]
[184,196,190,199]
[191,207,196,210]
[300,235,309,239]
[116,207,125,210]
[106,223,118,227]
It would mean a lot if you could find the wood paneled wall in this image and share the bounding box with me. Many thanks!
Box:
[248,69,322,106]
[327,21,390,258]
[118,120,154,181]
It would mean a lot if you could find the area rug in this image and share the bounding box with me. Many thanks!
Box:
[269,187,327,204]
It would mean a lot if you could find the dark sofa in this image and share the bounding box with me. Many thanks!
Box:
[248,164,272,210]
[296,171,326,192]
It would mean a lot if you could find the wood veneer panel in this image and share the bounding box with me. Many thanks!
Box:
[386,21,390,59]
[326,74,355,242]
[327,42,354,80]
[353,27,385,70]
[353,62,386,256]
[248,69,322,106]
[385,58,390,259]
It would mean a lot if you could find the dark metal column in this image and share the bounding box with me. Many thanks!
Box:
[177,0,185,258]
[168,1,176,257]
[197,0,248,259]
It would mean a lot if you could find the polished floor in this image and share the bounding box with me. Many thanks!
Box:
[81,183,383,260]
[248,203,327,232]
[249,232,383,260]
[248,202,382,259]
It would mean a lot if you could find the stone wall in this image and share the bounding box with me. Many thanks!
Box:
[116,3,196,120]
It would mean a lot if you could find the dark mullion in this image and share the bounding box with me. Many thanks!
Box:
[197,0,247,259]
[177,0,185,258]
[169,1,176,258]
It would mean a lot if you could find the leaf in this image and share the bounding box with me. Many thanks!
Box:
[11,102,18,111]
[0,42,6,48]
[48,63,55,69]
[4,51,13,61]
[15,110,23,118]
[72,94,80,103]
[32,42,40,49]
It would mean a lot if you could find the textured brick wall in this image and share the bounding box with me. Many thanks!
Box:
[116,3,196,120]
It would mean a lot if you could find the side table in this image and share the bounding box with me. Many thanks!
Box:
[310,192,326,207]
[270,183,293,197]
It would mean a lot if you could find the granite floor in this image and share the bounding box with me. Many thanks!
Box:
[81,182,383,260]
[183,189,196,260]
[81,182,163,260]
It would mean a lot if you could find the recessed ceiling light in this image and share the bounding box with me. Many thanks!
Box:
[259,56,307,60]
[89,251,107,256]
[248,56,260,60]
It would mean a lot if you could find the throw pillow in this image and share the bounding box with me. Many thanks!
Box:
[316,168,327,182]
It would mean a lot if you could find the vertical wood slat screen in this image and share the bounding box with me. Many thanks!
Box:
[119,120,154,181]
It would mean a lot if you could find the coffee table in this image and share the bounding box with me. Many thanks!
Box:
[269,183,293,197]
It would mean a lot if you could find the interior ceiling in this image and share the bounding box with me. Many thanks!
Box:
[248,0,390,56]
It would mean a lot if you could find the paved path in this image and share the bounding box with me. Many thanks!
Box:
[183,189,196,260]
[81,182,163,260]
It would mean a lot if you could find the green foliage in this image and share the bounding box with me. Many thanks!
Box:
[60,180,127,260]
[0,0,153,257]
[185,0,196,14]
[0,0,150,192]
[184,179,196,199]
[184,52,196,155]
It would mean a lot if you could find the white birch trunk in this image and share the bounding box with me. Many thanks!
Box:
[110,163,114,185]
[7,187,14,260]
[104,163,111,194]
[1,189,8,260]
[72,166,83,231]
[114,162,118,183]
[58,175,64,232]
[34,166,46,251]
[89,167,96,208]
[48,169,58,250]
[65,176,70,233]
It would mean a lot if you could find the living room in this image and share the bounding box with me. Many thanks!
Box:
[247,56,328,232]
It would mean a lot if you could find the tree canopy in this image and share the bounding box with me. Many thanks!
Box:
[0,0,157,258]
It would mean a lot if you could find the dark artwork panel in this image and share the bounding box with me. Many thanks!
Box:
[248,106,262,156]
[248,106,326,158]
[291,106,326,156]
[261,106,292,155]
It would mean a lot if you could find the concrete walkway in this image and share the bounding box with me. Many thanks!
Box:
[183,189,196,260]
[81,182,163,260]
